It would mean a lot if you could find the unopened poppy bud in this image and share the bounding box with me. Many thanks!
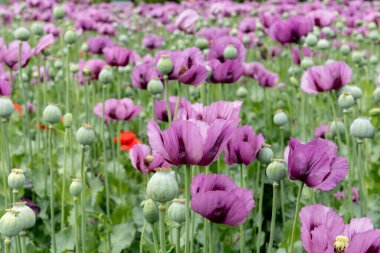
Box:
[350,117,375,140]
[236,86,247,99]
[76,124,95,146]
[143,199,159,224]
[53,6,66,20]
[257,145,273,165]
[70,178,82,197]
[12,202,36,230]
[144,155,154,164]
[0,210,22,237]
[317,39,330,50]
[83,67,91,77]
[147,168,178,203]
[43,104,61,125]
[0,97,15,119]
[63,113,73,128]
[301,58,314,70]
[266,159,287,182]
[99,68,113,85]
[8,169,25,191]
[369,108,380,117]
[64,29,77,45]
[289,76,298,85]
[31,23,44,37]
[147,79,164,95]
[374,87,380,103]
[330,120,345,137]
[305,34,317,47]
[157,55,174,75]
[273,110,288,127]
[168,199,186,224]
[70,64,79,73]
[14,27,30,41]
[340,44,350,56]
[223,44,238,60]
[125,87,134,97]
[338,92,355,109]
[195,38,209,50]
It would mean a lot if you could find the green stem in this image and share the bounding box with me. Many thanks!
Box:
[16,234,21,253]
[268,182,279,253]
[36,56,42,151]
[61,128,69,230]
[279,128,286,224]
[164,76,172,125]
[158,203,166,253]
[74,197,80,253]
[329,93,343,146]
[152,223,159,253]
[20,231,26,253]
[4,237,11,253]
[343,112,354,217]
[1,121,9,208]
[84,82,89,123]
[65,45,70,112]
[175,225,181,253]
[357,141,366,216]
[203,218,208,253]
[173,82,181,120]
[48,126,57,253]
[185,166,191,253]
[140,221,147,253]
[256,167,265,253]
[208,222,213,253]
[289,183,304,253]
[80,147,87,253]
[190,166,196,253]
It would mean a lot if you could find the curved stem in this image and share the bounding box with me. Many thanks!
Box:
[80,147,87,253]
[61,128,69,230]
[158,203,167,253]
[48,126,57,253]
[289,183,304,253]
[151,223,159,253]
[74,197,80,253]
[185,166,191,253]
[268,182,279,253]
[140,221,147,253]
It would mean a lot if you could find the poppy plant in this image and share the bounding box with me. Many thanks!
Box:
[113,131,142,151]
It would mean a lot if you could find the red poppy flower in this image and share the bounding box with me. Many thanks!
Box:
[35,124,47,130]
[114,131,142,151]
[13,103,22,116]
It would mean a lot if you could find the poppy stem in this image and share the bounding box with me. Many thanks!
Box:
[158,203,167,253]
[208,221,213,253]
[175,224,181,253]
[74,197,80,253]
[84,81,89,123]
[203,218,208,253]
[48,125,57,253]
[152,223,159,253]
[4,237,11,253]
[185,165,192,253]
[80,146,87,253]
[289,182,304,253]
[140,221,147,253]
[343,112,354,217]
[268,182,279,253]
[65,45,71,113]
[61,127,69,230]
[279,128,286,224]
[0,120,9,208]
[255,166,265,253]
[20,231,26,253]
[357,140,366,216]
[164,75,172,125]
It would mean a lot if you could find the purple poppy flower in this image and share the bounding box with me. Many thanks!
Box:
[334,191,345,201]
[209,59,244,84]
[300,204,380,253]
[314,124,330,138]
[0,64,13,96]
[175,9,199,34]
[103,46,131,67]
[190,174,254,226]
[301,61,352,94]
[288,137,348,191]
[307,10,336,27]
[142,34,164,50]
[79,59,107,83]
[352,187,359,203]
[238,17,256,33]
[97,24,116,36]
[147,118,236,166]
[45,24,60,37]
[93,98,141,122]
[224,125,265,165]
[269,16,313,44]
[291,47,311,65]
[0,41,34,71]
[34,34,54,55]
[208,36,246,63]
[197,27,230,42]
[154,96,179,122]
[244,62,278,88]
[130,144,171,174]
[87,36,113,55]
[131,63,158,90]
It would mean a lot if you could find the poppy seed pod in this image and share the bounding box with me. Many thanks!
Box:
[317,39,330,50]
[339,85,362,100]
[273,110,288,127]
[157,55,174,75]
[14,27,30,41]
[195,38,209,50]
[8,169,25,191]
[266,159,287,182]
[0,97,15,119]
[43,104,62,125]
[146,168,178,203]
[147,79,164,95]
[350,117,375,140]
[370,55,378,65]
[236,86,247,99]
[53,6,66,20]
[143,199,159,224]
[63,113,73,128]
[99,68,113,85]
[81,43,88,53]
[70,178,82,197]
[340,45,350,56]
[223,44,238,60]
[338,92,355,110]
[352,51,363,65]
[373,87,380,103]
[369,108,380,117]
[12,202,36,230]
[330,120,345,137]
[305,34,317,47]
[257,145,273,164]
[31,23,44,37]
[168,198,186,224]
[301,58,314,69]
[0,210,22,237]
[64,30,77,45]
[76,124,95,146]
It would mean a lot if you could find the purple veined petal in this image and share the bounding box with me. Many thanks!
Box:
[178,64,208,86]
[147,120,171,162]
[203,100,242,124]
[190,173,237,196]
[130,144,151,174]
[237,142,256,165]
[309,226,333,253]
[34,34,54,55]
[288,137,314,181]
[314,156,349,191]
[344,218,374,241]
[345,230,380,253]
[115,105,128,120]
[231,188,255,211]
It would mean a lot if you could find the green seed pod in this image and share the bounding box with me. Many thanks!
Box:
[168,199,186,224]
[338,92,355,109]
[301,58,314,70]
[368,22,377,30]
[31,23,44,37]
[147,168,178,203]
[330,121,345,137]
[340,45,350,56]
[370,55,378,65]
[157,55,174,75]
[43,104,62,125]
[352,51,363,65]
[350,117,375,140]
[53,6,66,20]
[242,36,250,47]
[195,38,209,50]
[0,97,15,119]
[273,110,288,127]
[236,86,247,99]
[289,76,298,85]
[339,85,362,100]
[266,160,287,182]
[305,34,317,47]
[8,169,25,190]
[64,29,77,45]
[223,45,238,60]
[14,27,30,41]
[143,199,159,224]
[54,60,63,70]
[0,210,22,237]
[12,202,36,230]
[373,87,380,103]
[257,146,273,165]
[317,39,330,50]
[70,178,82,197]
[81,43,88,53]
[63,113,73,128]
[369,108,380,117]
[147,79,164,95]
[70,63,79,73]
[99,68,113,85]
[76,124,95,146]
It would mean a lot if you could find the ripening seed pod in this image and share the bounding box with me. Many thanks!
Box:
[146,168,178,203]
[70,178,82,197]
[168,199,186,224]
[0,210,22,237]
[8,169,25,191]
[43,104,62,125]
[0,97,15,119]
[157,55,174,75]
[350,117,375,140]
[12,202,36,230]
[76,124,95,146]
[257,145,273,165]
[266,160,287,182]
